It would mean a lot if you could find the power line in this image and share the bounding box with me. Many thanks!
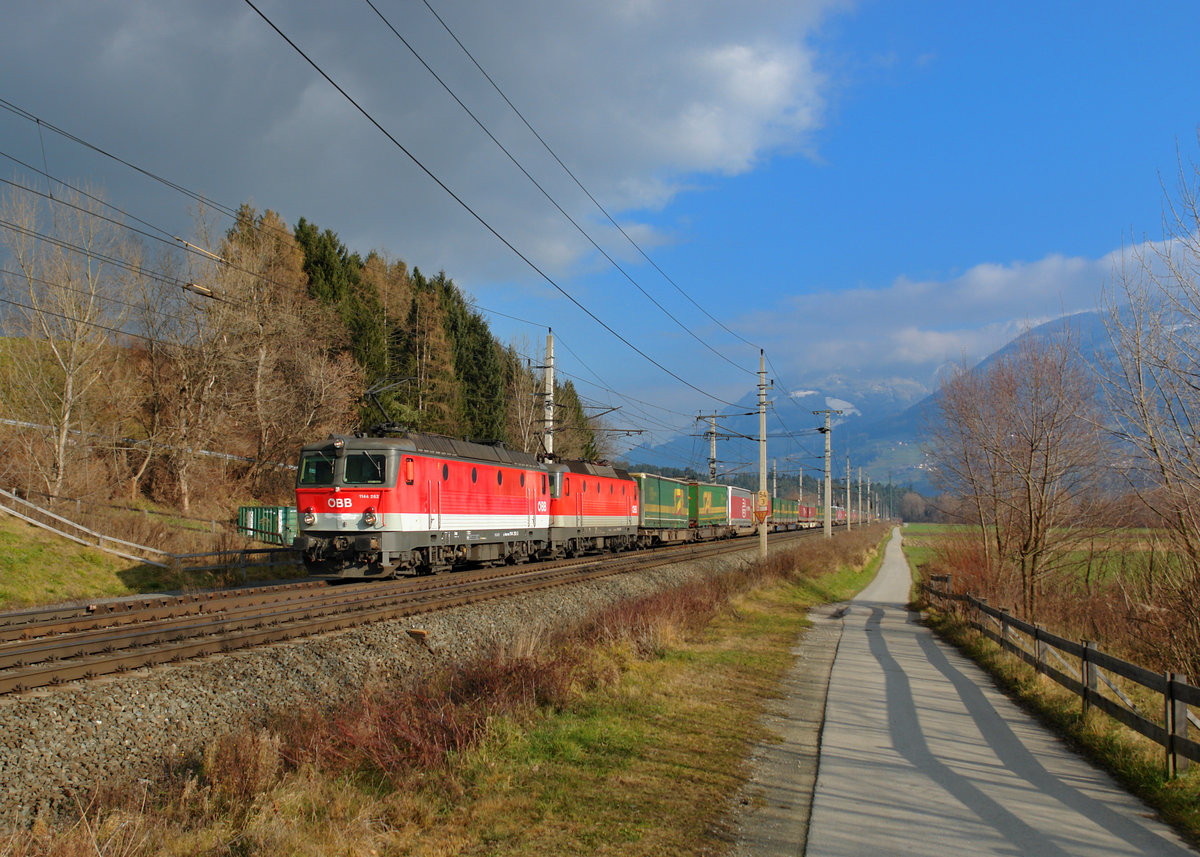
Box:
[464,298,701,430]
[0,157,318,304]
[418,0,761,353]
[362,0,753,378]
[0,99,239,222]
[0,216,183,291]
[0,117,712,445]
[0,265,192,328]
[0,294,154,343]
[242,0,743,409]
[0,99,299,257]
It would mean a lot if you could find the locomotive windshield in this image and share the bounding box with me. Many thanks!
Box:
[298,453,335,486]
[344,452,388,485]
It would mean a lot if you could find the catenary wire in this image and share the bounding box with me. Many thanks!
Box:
[362,0,753,378]
[241,0,743,409]
[418,0,762,353]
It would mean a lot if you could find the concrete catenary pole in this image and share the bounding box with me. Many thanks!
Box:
[758,351,769,559]
[858,466,863,526]
[709,415,717,481]
[543,329,554,459]
[813,408,843,538]
[846,453,852,531]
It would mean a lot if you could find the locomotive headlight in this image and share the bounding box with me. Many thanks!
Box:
[302,507,316,526]
[363,507,377,527]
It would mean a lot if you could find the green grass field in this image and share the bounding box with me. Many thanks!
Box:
[0,512,305,610]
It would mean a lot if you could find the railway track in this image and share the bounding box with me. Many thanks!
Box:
[0,529,818,695]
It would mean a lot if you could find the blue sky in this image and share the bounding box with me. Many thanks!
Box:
[1,1,1199,468]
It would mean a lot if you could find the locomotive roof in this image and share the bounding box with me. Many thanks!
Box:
[301,432,543,469]
[553,460,632,480]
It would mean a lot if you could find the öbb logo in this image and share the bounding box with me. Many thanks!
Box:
[327,497,354,509]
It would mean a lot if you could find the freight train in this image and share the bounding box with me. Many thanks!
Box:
[292,431,846,578]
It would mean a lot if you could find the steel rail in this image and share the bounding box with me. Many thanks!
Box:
[0,528,818,695]
[0,579,329,640]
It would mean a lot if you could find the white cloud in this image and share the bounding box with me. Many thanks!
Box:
[742,250,1116,387]
[0,1,849,285]
[826,396,859,415]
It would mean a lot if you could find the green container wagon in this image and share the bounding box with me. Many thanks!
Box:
[688,482,727,527]
[772,496,799,525]
[632,473,689,529]
[237,506,298,546]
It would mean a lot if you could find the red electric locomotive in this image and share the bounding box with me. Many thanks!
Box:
[293,432,640,577]
[546,460,639,555]
[294,432,551,577]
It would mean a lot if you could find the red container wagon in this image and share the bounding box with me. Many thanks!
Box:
[547,461,639,556]
[799,503,819,528]
[294,433,550,577]
[728,486,755,535]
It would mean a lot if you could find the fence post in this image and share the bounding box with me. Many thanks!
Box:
[1166,672,1190,777]
[1000,609,1010,652]
[977,597,987,634]
[1035,624,1046,676]
[1166,671,1177,778]
[1082,641,1098,717]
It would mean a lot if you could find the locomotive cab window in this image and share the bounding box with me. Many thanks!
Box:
[298,454,335,486]
[344,452,387,485]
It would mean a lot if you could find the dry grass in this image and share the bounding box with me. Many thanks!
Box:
[2,525,890,855]
[905,524,1187,673]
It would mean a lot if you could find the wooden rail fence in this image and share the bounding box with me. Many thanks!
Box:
[0,487,300,579]
[923,574,1199,778]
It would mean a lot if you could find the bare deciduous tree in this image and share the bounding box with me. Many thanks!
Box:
[503,337,543,454]
[0,183,136,498]
[1101,141,1200,675]
[928,333,1109,620]
[213,207,361,494]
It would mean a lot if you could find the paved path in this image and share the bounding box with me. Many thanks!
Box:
[735,527,1198,856]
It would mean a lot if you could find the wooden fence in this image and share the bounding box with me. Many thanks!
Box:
[0,487,300,579]
[923,575,1199,778]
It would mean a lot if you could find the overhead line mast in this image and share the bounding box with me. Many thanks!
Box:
[813,408,843,538]
[757,351,770,559]
[542,329,554,459]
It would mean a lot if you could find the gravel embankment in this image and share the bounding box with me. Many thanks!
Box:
[0,541,788,827]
